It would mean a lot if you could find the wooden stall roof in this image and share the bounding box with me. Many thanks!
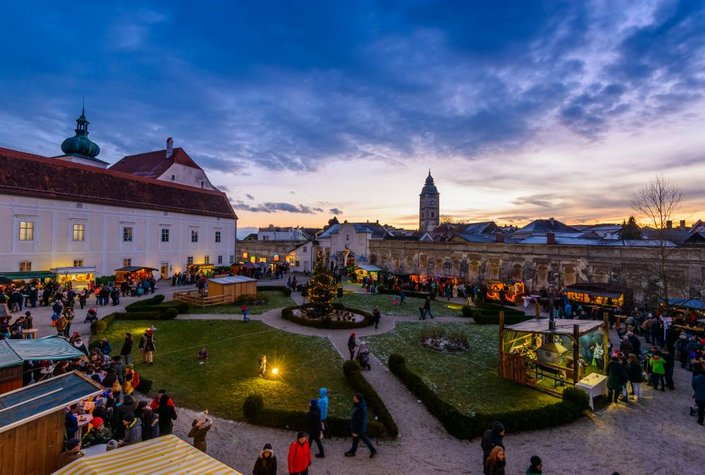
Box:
[0,371,103,433]
[505,318,604,337]
[0,341,23,369]
[115,266,158,272]
[209,276,257,285]
[7,336,85,361]
[53,434,241,475]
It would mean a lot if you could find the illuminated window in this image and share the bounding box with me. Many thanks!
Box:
[19,261,31,271]
[204,255,210,264]
[73,223,85,241]
[191,230,199,243]
[161,228,170,242]
[242,252,248,259]
[273,255,280,261]
[123,258,132,267]
[73,259,84,267]
[19,221,34,241]
[123,227,133,242]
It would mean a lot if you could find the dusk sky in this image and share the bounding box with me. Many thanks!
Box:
[1,1,705,237]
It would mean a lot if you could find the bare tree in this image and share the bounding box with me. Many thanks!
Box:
[631,175,683,308]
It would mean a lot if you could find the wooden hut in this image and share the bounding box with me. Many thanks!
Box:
[53,434,241,475]
[0,371,103,475]
[207,276,257,304]
[0,340,24,394]
[498,314,608,396]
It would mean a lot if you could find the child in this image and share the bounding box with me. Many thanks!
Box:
[242,304,249,322]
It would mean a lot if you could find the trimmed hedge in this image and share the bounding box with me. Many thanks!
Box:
[243,393,385,438]
[90,312,119,335]
[343,361,399,438]
[460,304,531,324]
[282,303,374,329]
[257,285,293,297]
[377,286,434,300]
[124,294,165,310]
[388,353,585,439]
[90,309,177,336]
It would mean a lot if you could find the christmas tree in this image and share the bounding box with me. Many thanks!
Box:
[308,248,336,316]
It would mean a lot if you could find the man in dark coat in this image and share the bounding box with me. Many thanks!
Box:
[345,393,377,458]
[481,421,505,465]
[307,399,324,458]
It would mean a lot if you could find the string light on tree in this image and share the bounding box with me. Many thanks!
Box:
[308,248,336,315]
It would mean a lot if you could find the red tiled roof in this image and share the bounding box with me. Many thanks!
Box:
[0,147,237,220]
[109,147,202,178]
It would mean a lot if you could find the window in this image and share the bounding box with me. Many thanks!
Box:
[421,212,425,219]
[431,212,435,218]
[19,261,31,272]
[303,246,307,253]
[191,230,199,243]
[76,203,83,209]
[123,226,133,242]
[346,234,350,241]
[19,221,34,241]
[262,235,269,241]
[242,252,248,259]
[204,255,210,264]
[217,255,223,264]
[123,258,132,267]
[229,255,234,264]
[215,231,221,243]
[171,175,175,181]
[73,259,83,267]
[73,223,85,241]
[187,256,194,265]
[161,228,170,242]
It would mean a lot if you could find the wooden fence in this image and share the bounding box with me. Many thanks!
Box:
[173,290,229,308]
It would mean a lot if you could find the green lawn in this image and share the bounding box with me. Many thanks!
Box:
[366,322,557,415]
[189,290,295,314]
[336,292,465,318]
[99,320,355,420]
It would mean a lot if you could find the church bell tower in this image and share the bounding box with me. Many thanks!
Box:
[419,170,440,233]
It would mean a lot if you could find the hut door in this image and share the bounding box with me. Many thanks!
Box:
[160,263,169,279]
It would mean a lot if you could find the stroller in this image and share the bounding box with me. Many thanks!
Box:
[85,307,98,324]
[356,343,371,370]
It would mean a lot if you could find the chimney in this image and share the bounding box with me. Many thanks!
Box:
[547,232,556,245]
[680,220,686,230]
[495,233,504,243]
[666,220,672,229]
[166,137,174,159]
[549,217,555,227]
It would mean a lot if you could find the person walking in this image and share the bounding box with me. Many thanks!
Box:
[627,353,644,401]
[253,443,278,475]
[307,399,324,458]
[347,333,357,361]
[607,355,627,403]
[188,411,212,453]
[287,432,311,475]
[650,351,666,391]
[318,387,329,437]
[423,296,434,319]
[372,306,381,330]
[154,392,178,435]
[484,446,506,475]
[345,393,377,458]
[480,421,505,467]
[242,303,250,322]
[140,328,156,365]
[120,333,133,365]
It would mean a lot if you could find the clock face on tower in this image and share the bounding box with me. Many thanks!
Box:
[430,200,435,206]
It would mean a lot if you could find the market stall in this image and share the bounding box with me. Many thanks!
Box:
[0,270,56,286]
[499,314,608,396]
[0,371,103,475]
[207,276,257,304]
[353,264,382,283]
[486,280,525,305]
[114,266,158,284]
[53,434,241,475]
[49,266,96,290]
[186,263,215,277]
[564,283,633,314]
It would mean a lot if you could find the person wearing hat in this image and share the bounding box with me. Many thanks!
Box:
[98,338,112,357]
[119,412,142,447]
[526,455,542,474]
[188,410,213,453]
[287,432,311,475]
[607,354,628,402]
[81,416,112,448]
[140,328,156,364]
[253,442,277,475]
[58,438,84,468]
[480,421,505,467]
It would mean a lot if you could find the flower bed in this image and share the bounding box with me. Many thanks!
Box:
[282,303,373,329]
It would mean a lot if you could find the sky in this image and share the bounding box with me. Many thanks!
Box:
[1,0,705,237]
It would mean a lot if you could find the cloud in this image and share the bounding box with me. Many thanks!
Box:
[245,194,254,200]
[230,201,322,214]
[512,193,560,208]
[329,208,343,215]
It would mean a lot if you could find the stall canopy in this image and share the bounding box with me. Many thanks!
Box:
[2,336,85,362]
[209,276,257,285]
[115,266,158,273]
[0,276,12,285]
[53,434,241,475]
[0,371,103,433]
[0,271,56,281]
[668,298,705,310]
[505,318,605,336]
[357,265,382,272]
[0,341,23,370]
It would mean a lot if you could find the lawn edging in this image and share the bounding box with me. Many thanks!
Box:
[387,353,587,439]
[282,303,374,329]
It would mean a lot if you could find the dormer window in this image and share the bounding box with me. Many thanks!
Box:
[171,175,175,181]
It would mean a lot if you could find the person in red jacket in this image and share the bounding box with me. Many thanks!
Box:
[287,432,311,475]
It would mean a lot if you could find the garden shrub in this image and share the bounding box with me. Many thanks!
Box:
[461,305,474,318]
[243,393,385,438]
[124,294,165,310]
[387,353,585,439]
[343,361,399,439]
[562,387,590,411]
[281,304,374,329]
[234,293,266,305]
[90,312,119,335]
[257,285,292,297]
[95,275,115,287]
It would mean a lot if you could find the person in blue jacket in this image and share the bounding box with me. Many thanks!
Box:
[345,393,377,458]
[318,387,329,435]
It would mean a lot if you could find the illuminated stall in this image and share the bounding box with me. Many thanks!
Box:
[499,314,608,396]
[115,266,158,284]
[353,264,382,283]
[186,263,215,277]
[564,283,633,313]
[49,266,95,290]
[486,280,526,305]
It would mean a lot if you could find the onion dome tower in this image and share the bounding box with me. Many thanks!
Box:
[57,108,108,168]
